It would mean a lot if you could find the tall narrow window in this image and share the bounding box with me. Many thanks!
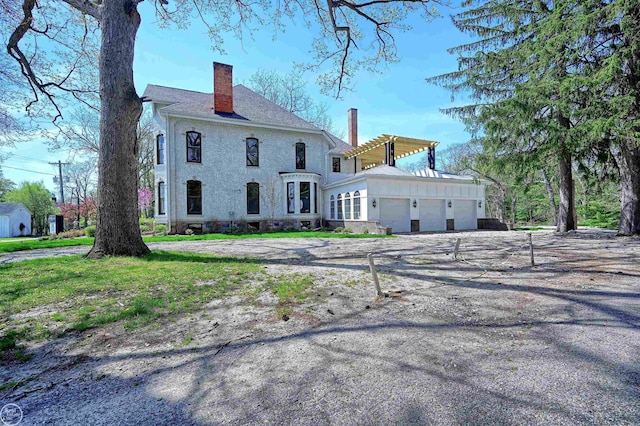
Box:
[330,195,335,219]
[287,182,295,213]
[337,194,343,220]
[300,182,310,213]
[157,135,165,165]
[247,182,260,214]
[295,142,306,169]
[314,183,318,214]
[332,157,341,172]
[158,182,166,215]
[345,192,351,220]
[186,131,201,163]
[246,138,259,166]
[353,191,361,219]
[187,180,202,214]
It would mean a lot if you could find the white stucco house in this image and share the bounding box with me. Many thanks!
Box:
[0,203,32,238]
[143,62,491,234]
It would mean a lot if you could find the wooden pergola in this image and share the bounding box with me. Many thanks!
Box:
[343,134,439,169]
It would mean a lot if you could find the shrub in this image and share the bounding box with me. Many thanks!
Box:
[334,227,344,233]
[154,224,167,236]
[185,229,194,236]
[139,225,151,233]
[85,226,96,237]
[47,229,86,240]
[363,228,370,234]
[139,217,153,227]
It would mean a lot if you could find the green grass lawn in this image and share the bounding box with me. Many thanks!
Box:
[0,250,324,358]
[0,251,257,357]
[0,231,390,253]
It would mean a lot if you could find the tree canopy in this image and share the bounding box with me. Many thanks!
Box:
[428,0,640,235]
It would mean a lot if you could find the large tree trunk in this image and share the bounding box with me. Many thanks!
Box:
[87,0,149,258]
[541,168,558,225]
[617,139,640,235]
[556,149,576,232]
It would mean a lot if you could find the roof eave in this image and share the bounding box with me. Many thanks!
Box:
[158,110,325,135]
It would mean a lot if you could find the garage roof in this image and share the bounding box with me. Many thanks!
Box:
[343,134,439,169]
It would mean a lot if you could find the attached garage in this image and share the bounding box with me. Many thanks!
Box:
[454,200,477,230]
[379,198,411,233]
[419,199,446,232]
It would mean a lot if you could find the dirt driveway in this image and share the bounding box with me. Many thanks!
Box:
[2,230,639,425]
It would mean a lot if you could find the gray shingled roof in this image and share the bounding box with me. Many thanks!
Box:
[143,84,322,131]
[324,131,353,154]
[0,203,30,215]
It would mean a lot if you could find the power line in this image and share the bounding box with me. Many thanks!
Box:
[7,154,51,164]
[0,164,57,176]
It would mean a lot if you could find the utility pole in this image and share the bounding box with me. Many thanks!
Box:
[50,161,69,204]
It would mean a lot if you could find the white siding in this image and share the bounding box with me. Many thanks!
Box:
[164,118,330,223]
[0,216,9,238]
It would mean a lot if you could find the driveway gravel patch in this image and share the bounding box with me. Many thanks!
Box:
[1,230,638,425]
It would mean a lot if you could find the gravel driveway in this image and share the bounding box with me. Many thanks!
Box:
[2,230,639,425]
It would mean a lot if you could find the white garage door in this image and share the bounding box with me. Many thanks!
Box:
[0,216,10,238]
[454,200,477,230]
[419,199,446,232]
[379,198,411,233]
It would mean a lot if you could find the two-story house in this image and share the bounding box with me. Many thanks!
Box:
[143,62,488,234]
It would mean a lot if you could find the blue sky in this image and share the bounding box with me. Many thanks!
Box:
[2,1,472,193]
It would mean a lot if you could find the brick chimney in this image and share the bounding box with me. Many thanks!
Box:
[348,108,358,148]
[214,62,233,114]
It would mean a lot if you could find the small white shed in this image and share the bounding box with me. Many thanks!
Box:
[0,203,32,238]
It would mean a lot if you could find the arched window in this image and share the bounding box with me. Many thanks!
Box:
[158,182,166,215]
[295,142,306,169]
[247,182,260,214]
[353,191,361,219]
[337,194,343,220]
[156,135,165,165]
[330,195,335,220]
[186,180,202,214]
[246,138,259,166]
[186,131,201,163]
[345,192,351,220]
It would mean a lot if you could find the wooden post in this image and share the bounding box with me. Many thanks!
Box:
[454,238,461,259]
[367,253,383,297]
[528,232,535,266]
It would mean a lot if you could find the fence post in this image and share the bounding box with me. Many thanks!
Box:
[528,232,535,266]
[454,238,461,259]
[367,253,383,297]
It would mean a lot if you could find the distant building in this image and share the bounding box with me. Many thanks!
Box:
[0,203,32,238]
[143,62,488,234]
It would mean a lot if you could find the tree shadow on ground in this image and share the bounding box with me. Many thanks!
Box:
[3,231,639,424]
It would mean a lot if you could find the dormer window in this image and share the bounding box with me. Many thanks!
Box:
[332,157,340,172]
[295,142,306,169]
[186,131,201,163]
